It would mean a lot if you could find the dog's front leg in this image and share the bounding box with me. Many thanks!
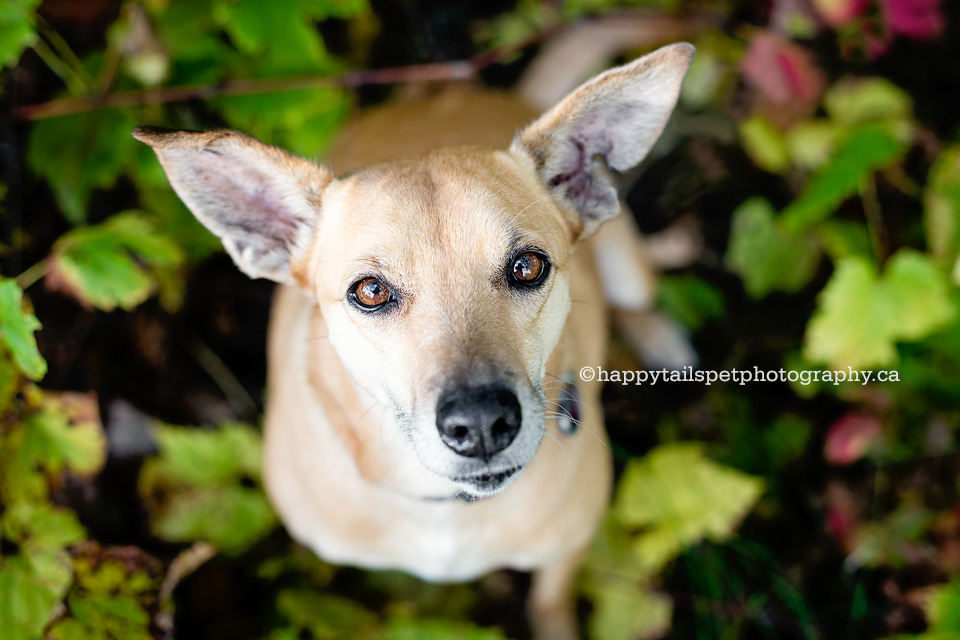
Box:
[527,549,585,640]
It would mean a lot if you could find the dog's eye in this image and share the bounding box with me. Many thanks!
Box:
[509,251,549,287]
[351,277,392,310]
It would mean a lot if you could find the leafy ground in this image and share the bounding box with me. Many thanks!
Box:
[2,0,960,639]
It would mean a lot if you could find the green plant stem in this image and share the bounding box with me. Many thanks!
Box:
[184,334,258,420]
[859,174,888,264]
[15,260,48,290]
[30,37,88,96]
[35,14,92,88]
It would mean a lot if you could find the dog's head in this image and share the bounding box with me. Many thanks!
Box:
[135,43,693,499]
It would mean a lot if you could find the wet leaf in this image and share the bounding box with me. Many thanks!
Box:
[0,279,47,380]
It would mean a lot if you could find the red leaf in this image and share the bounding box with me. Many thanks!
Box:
[883,0,945,39]
[742,31,826,105]
[824,412,883,465]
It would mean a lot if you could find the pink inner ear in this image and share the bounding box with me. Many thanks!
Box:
[192,153,303,248]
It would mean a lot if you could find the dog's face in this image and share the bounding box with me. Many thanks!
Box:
[134,43,693,498]
[302,149,575,496]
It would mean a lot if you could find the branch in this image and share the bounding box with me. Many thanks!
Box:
[9,22,555,122]
[10,60,479,121]
[9,11,706,122]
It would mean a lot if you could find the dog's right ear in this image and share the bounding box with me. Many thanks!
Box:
[133,127,334,285]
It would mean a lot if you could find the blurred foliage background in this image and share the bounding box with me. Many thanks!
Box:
[2,0,960,638]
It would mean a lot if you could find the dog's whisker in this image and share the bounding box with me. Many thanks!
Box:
[507,192,567,226]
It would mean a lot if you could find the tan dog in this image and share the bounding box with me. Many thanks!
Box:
[135,41,694,639]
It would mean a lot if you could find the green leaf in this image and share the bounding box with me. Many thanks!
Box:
[925,578,960,636]
[846,506,934,569]
[815,219,873,260]
[49,593,152,640]
[48,211,185,312]
[217,87,351,158]
[581,515,672,640]
[739,115,789,173]
[0,393,107,504]
[824,78,912,126]
[785,120,838,171]
[656,275,725,330]
[24,403,107,477]
[277,589,377,639]
[139,422,277,554]
[587,585,672,640]
[782,125,906,233]
[379,617,510,640]
[151,422,263,486]
[804,251,957,369]
[725,198,821,298]
[924,145,960,268]
[27,110,138,224]
[884,251,958,340]
[803,257,893,369]
[0,0,39,68]
[0,350,18,414]
[212,0,326,71]
[0,552,73,640]
[0,279,47,380]
[146,484,276,554]
[613,444,763,572]
[1,503,86,553]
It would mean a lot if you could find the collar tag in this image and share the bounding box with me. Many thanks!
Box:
[556,374,581,436]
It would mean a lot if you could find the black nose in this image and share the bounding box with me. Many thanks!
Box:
[436,386,522,460]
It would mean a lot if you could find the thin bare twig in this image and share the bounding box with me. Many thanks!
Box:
[9,23,557,122]
[9,11,707,122]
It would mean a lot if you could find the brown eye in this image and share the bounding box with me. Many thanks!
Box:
[509,251,549,287]
[351,277,392,309]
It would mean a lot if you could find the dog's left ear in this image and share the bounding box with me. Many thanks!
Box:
[133,126,334,285]
[511,42,694,238]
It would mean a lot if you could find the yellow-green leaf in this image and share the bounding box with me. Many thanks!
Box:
[0,279,47,380]
[613,444,763,573]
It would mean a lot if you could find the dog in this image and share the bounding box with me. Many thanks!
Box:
[134,39,694,640]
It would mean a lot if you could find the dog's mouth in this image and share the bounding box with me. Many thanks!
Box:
[453,467,521,496]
